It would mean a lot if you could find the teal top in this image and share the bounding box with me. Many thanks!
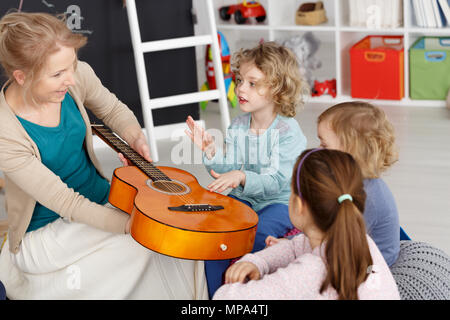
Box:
[17,93,110,232]
[203,113,307,212]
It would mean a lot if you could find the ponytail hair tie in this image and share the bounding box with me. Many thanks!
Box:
[337,194,353,204]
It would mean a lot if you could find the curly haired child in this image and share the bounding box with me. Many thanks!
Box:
[185,41,309,297]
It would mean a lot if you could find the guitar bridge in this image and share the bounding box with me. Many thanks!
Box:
[168,204,224,212]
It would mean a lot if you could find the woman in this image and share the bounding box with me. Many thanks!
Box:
[0,11,207,299]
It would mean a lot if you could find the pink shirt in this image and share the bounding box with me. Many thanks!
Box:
[213,234,400,300]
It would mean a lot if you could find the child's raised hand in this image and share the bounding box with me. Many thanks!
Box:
[207,169,246,193]
[224,261,261,284]
[185,115,215,158]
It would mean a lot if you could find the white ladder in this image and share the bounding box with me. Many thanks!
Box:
[125,0,230,162]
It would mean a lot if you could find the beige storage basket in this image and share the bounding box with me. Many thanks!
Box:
[295,1,327,26]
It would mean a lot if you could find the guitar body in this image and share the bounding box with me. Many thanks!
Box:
[109,165,258,260]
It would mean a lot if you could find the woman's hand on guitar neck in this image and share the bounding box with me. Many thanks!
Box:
[131,133,152,162]
[118,132,152,166]
[185,115,216,160]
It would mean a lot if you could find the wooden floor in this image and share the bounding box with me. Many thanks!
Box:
[1,100,449,255]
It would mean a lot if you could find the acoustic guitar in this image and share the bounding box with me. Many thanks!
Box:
[92,124,258,260]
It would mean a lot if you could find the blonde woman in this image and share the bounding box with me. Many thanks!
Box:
[185,41,309,297]
[0,12,207,299]
[316,101,400,266]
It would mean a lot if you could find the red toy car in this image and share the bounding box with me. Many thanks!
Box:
[219,0,266,24]
[312,79,337,98]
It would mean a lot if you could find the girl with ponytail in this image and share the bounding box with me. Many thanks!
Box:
[213,149,399,300]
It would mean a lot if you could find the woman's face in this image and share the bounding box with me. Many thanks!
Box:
[317,119,342,150]
[31,45,77,105]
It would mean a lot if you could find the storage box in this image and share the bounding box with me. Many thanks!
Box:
[350,35,404,100]
[410,37,450,100]
[295,2,327,26]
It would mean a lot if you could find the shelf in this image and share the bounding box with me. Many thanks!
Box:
[408,27,450,34]
[196,0,450,108]
[305,95,447,108]
[216,23,270,30]
[273,25,336,32]
[218,24,336,32]
[340,27,405,33]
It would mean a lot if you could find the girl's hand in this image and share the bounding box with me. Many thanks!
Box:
[207,169,245,193]
[224,261,261,284]
[265,235,286,247]
[185,115,216,159]
[118,133,152,166]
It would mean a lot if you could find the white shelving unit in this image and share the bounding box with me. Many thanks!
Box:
[206,0,450,107]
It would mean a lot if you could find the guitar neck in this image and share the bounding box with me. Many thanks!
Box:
[91,124,170,181]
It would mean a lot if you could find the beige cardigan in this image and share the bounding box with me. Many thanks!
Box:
[0,61,141,254]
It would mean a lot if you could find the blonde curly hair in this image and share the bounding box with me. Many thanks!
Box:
[231,41,309,117]
[318,101,399,179]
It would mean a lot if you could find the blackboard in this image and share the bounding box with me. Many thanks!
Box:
[0,0,200,127]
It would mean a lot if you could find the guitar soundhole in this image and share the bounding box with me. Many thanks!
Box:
[146,179,191,195]
[153,181,184,192]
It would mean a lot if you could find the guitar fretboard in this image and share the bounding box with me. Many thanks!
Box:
[92,125,170,182]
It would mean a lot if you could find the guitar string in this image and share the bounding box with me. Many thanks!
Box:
[96,128,196,204]
[97,129,195,204]
[95,129,174,185]
[98,130,192,200]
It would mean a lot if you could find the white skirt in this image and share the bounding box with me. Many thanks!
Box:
[0,218,208,300]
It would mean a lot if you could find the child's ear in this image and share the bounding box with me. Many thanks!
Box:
[293,195,305,215]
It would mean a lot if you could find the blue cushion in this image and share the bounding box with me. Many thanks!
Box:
[400,227,411,241]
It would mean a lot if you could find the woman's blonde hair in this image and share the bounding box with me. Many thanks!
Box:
[231,41,309,117]
[318,101,399,179]
[0,11,87,93]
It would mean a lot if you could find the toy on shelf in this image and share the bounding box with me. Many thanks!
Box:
[296,1,328,26]
[200,31,237,110]
[283,32,322,89]
[311,79,337,98]
[219,0,266,25]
